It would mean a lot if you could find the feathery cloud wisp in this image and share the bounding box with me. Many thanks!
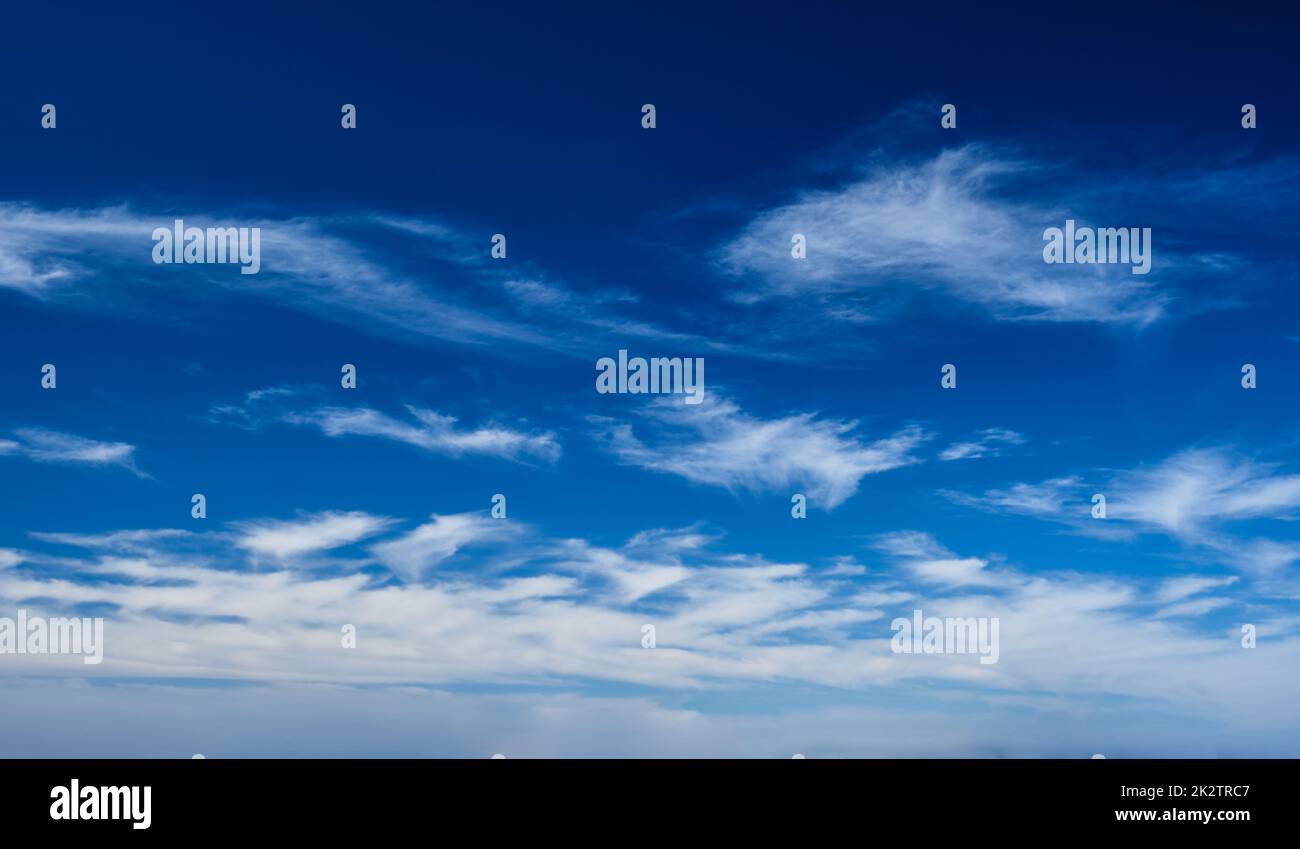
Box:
[595,394,927,509]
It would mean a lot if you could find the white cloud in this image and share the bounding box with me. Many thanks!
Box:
[875,532,1008,589]
[286,405,561,464]
[825,555,868,576]
[909,556,1002,588]
[548,538,693,604]
[1225,538,1300,581]
[28,529,190,553]
[624,526,717,555]
[233,511,397,560]
[210,389,561,465]
[0,204,699,356]
[596,394,927,509]
[1154,597,1233,619]
[2,428,145,476]
[0,204,539,345]
[944,446,1300,587]
[370,513,514,582]
[939,428,1025,461]
[1151,575,1239,618]
[1154,575,1239,605]
[872,530,949,560]
[0,205,140,294]
[942,476,1083,518]
[1107,448,1300,538]
[719,146,1169,326]
[949,448,1300,537]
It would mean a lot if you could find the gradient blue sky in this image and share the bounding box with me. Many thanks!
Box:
[2,2,1299,757]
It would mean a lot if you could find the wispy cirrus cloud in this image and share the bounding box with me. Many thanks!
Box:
[0,204,144,294]
[0,204,541,347]
[1154,575,1240,605]
[593,394,928,509]
[28,528,190,553]
[1107,449,1300,585]
[951,448,1300,538]
[874,531,1010,589]
[233,511,398,561]
[1,427,146,476]
[0,203,703,356]
[719,146,1171,326]
[1107,448,1300,539]
[1148,575,1239,618]
[370,513,517,583]
[942,475,1086,519]
[939,427,1026,461]
[209,387,561,464]
[944,446,1300,587]
[292,406,561,463]
[717,143,1300,330]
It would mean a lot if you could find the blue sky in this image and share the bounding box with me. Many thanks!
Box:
[2,2,1299,757]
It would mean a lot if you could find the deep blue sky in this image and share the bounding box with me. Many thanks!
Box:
[1,2,1298,757]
